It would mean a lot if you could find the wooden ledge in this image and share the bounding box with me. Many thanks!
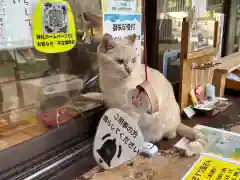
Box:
[215,52,240,73]
[187,47,216,60]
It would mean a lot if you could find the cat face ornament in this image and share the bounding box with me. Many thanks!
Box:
[135,81,159,114]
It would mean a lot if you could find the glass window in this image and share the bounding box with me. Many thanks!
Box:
[0,0,102,151]
[207,0,224,13]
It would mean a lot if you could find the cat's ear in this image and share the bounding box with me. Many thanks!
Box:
[99,33,115,52]
[125,34,137,45]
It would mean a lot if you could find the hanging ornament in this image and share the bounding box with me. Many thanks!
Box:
[130,0,159,114]
[128,87,150,114]
[32,0,76,53]
[189,63,198,107]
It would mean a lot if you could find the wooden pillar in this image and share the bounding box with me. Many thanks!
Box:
[179,18,189,112]
[225,0,238,55]
[145,0,158,69]
[212,71,227,97]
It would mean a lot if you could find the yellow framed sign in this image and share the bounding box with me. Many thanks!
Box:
[182,156,240,180]
[32,0,76,53]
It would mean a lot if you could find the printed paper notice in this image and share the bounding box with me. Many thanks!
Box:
[102,0,141,13]
[32,0,76,53]
[0,0,36,49]
[182,156,240,180]
[103,13,142,61]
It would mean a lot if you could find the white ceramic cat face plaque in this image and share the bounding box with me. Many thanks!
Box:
[93,108,144,169]
[127,88,150,114]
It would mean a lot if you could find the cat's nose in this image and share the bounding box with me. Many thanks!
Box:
[125,66,131,74]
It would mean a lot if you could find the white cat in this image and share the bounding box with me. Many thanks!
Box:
[87,33,207,156]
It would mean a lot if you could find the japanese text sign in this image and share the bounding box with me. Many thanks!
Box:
[0,0,36,49]
[93,108,144,169]
[32,0,76,53]
[182,156,240,180]
[103,13,142,61]
[102,0,141,13]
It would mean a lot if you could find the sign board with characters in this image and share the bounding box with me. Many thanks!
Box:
[103,13,142,62]
[93,108,144,169]
[102,0,141,13]
[182,156,240,180]
[0,0,36,49]
[32,0,76,53]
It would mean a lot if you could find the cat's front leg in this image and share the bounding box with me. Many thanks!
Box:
[177,123,208,156]
[164,130,177,140]
[122,108,141,123]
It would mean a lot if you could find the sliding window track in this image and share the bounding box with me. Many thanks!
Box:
[0,138,95,180]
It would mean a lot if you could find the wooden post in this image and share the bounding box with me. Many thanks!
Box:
[179,18,189,112]
[212,71,227,97]
[213,21,220,51]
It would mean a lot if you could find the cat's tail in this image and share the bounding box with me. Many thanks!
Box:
[176,123,208,156]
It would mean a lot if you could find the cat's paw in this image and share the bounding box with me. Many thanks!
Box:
[194,130,207,141]
[164,131,177,139]
[185,141,204,156]
[185,131,208,156]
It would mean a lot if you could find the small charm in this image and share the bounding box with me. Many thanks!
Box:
[140,142,158,158]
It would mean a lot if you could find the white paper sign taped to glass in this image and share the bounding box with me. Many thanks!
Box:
[103,13,142,61]
[0,0,37,49]
[102,0,141,13]
[93,108,144,169]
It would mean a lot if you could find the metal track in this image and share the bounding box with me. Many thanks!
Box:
[0,139,93,180]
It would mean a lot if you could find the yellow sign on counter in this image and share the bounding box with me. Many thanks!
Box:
[32,0,76,53]
[182,156,240,180]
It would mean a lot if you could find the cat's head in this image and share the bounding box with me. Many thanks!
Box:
[97,33,138,79]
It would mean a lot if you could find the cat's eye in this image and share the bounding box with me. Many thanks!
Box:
[116,59,124,64]
[131,58,136,63]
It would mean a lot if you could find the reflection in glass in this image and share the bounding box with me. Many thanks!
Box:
[189,20,215,52]
[0,0,102,151]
